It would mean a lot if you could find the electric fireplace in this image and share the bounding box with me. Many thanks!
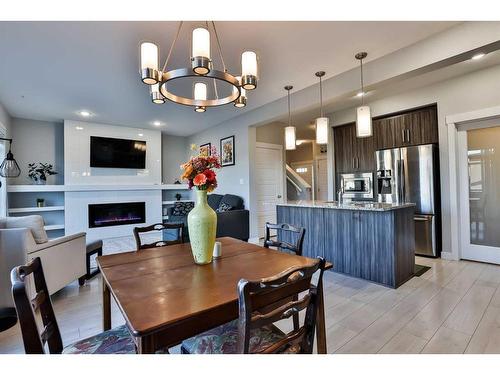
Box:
[88,202,146,228]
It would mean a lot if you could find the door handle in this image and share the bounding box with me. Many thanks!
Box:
[414,217,430,222]
[277,195,282,199]
[401,129,406,143]
[406,129,411,143]
[352,158,355,169]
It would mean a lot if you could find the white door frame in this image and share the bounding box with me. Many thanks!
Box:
[255,142,285,238]
[446,105,500,261]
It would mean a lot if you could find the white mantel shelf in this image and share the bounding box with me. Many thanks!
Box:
[7,184,189,193]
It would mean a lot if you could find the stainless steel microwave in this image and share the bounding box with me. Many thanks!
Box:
[340,172,374,199]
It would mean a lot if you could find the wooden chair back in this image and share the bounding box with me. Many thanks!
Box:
[10,257,63,354]
[264,223,305,256]
[133,223,184,251]
[236,257,326,354]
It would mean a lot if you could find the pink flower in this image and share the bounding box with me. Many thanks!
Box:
[193,173,207,187]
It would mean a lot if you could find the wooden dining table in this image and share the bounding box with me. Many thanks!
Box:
[97,237,331,354]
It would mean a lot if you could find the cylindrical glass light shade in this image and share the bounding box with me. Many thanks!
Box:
[285,126,296,150]
[194,82,207,112]
[315,117,329,144]
[150,83,165,104]
[233,78,246,108]
[192,28,211,75]
[356,106,373,138]
[140,42,159,85]
[192,28,210,59]
[241,51,258,90]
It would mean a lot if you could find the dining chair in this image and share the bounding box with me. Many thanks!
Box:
[11,257,136,354]
[133,223,184,251]
[180,257,326,354]
[263,222,306,256]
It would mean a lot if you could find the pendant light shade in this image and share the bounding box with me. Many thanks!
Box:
[285,126,296,151]
[355,52,372,138]
[0,139,21,178]
[316,117,329,144]
[241,51,258,90]
[150,83,165,104]
[284,85,296,150]
[140,42,159,85]
[233,76,247,108]
[194,82,207,112]
[192,28,211,75]
[314,71,329,144]
[356,106,373,138]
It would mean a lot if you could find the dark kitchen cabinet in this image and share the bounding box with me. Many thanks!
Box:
[334,123,375,174]
[374,105,438,149]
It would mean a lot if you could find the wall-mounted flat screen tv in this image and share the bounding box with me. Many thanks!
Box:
[90,136,146,169]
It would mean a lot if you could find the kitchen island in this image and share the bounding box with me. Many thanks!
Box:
[276,201,415,288]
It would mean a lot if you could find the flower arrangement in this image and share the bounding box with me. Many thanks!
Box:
[180,145,221,192]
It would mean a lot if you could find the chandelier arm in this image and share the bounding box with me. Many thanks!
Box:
[161,21,184,73]
[211,21,227,73]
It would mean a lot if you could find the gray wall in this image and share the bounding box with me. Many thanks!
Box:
[162,134,188,184]
[10,118,64,185]
[0,102,11,136]
[328,62,500,257]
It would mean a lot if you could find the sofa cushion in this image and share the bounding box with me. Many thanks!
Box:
[207,194,223,211]
[5,215,48,244]
[216,202,233,213]
[220,194,244,210]
[171,201,194,216]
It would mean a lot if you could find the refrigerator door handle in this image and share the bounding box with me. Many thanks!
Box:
[414,216,431,222]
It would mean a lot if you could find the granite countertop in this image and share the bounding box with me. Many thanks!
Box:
[277,200,416,211]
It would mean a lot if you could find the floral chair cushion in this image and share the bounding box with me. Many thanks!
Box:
[181,319,285,354]
[63,325,136,354]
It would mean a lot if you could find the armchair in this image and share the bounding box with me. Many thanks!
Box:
[0,216,86,304]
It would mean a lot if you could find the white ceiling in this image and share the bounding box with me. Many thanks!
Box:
[0,21,458,136]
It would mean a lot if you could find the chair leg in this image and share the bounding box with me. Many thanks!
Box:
[292,294,300,332]
[78,275,86,286]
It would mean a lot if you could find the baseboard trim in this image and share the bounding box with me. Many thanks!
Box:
[440,251,459,261]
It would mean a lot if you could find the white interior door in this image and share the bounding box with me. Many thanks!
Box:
[458,122,500,264]
[255,143,284,238]
[316,157,328,201]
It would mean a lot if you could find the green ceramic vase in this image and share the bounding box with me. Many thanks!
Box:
[188,189,217,265]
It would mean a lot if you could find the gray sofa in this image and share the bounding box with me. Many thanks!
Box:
[165,193,249,242]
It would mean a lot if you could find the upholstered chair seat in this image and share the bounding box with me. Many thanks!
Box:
[63,325,136,354]
[181,319,285,354]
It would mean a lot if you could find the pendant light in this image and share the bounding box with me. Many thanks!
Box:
[194,82,207,113]
[355,52,372,138]
[315,71,328,144]
[284,85,296,150]
[0,137,21,187]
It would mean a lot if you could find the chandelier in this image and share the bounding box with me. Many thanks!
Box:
[139,21,258,112]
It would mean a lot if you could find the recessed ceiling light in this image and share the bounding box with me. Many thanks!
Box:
[138,133,144,137]
[75,126,84,130]
[356,91,365,97]
[471,53,485,60]
[153,121,162,127]
[78,110,91,117]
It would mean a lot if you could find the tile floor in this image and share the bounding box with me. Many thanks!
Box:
[2,237,500,354]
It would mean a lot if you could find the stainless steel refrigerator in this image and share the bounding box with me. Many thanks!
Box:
[376,144,440,257]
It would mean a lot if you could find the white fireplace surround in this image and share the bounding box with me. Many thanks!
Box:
[62,120,166,240]
[65,190,162,242]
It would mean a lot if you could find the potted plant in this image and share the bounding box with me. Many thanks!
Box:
[180,145,221,265]
[28,163,58,185]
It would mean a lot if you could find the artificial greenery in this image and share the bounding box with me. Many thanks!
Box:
[28,162,58,183]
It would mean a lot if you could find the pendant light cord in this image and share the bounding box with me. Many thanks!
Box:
[162,21,184,73]
[287,90,291,126]
[360,58,364,105]
[319,75,324,117]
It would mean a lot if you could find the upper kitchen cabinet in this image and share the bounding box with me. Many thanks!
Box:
[374,105,438,149]
[334,122,375,173]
